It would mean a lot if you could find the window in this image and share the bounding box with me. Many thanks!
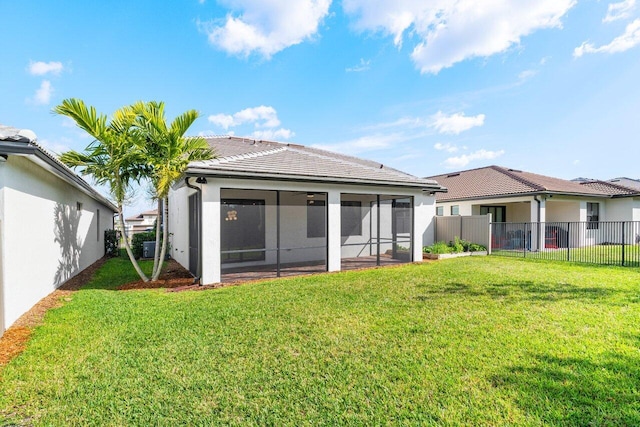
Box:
[480,206,506,222]
[451,205,459,215]
[221,199,266,263]
[587,202,599,229]
[393,201,412,234]
[307,199,326,238]
[341,201,362,236]
[76,202,83,211]
[436,206,444,216]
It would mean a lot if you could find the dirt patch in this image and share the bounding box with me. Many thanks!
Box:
[117,259,195,290]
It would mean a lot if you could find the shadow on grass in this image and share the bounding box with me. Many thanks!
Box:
[415,281,615,302]
[489,349,640,425]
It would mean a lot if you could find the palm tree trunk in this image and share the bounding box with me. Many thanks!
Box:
[119,206,149,282]
[152,197,169,281]
[152,198,162,278]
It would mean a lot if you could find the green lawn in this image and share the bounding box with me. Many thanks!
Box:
[1,257,639,426]
[494,244,640,267]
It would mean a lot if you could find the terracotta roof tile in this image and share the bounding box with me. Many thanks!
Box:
[426,165,622,202]
[187,137,444,190]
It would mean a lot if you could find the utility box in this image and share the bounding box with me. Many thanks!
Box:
[142,241,156,258]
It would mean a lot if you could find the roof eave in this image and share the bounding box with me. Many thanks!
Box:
[185,168,446,192]
[0,143,118,212]
[437,190,614,203]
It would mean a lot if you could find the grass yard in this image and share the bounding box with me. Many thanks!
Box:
[493,244,640,267]
[1,257,639,425]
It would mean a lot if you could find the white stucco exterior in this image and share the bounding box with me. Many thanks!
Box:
[169,177,436,285]
[0,155,115,335]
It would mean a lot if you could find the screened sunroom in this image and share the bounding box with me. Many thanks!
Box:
[168,137,445,285]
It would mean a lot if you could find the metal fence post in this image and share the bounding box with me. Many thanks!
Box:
[567,222,570,262]
[622,221,626,267]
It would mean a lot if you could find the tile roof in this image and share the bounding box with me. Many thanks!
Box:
[0,124,117,211]
[187,136,444,190]
[607,177,640,191]
[426,165,638,202]
[125,209,159,221]
[579,180,640,196]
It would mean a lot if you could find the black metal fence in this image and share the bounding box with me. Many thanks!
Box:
[491,221,640,267]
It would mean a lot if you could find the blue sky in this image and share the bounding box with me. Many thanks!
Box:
[2,0,639,216]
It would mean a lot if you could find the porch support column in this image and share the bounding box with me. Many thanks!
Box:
[413,192,432,262]
[539,198,546,251]
[327,190,341,272]
[201,182,221,284]
[530,197,546,251]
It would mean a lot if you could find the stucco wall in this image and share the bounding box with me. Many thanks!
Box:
[605,198,633,222]
[0,156,114,332]
[167,184,192,269]
[169,177,436,284]
[546,200,581,222]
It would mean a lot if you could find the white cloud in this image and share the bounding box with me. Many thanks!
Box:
[208,105,281,129]
[444,149,505,168]
[28,61,64,76]
[346,58,371,72]
[30,80,53,105]
[434,142,458,153]
[313,133,405,155]
[343,0,575,74]
[574,18,640,56]
[518,69,538,81]
[203,0,331,58]
[604,0,636,23]
[208,105,293,140]
[251,128,294,140]
[431,111,485,135]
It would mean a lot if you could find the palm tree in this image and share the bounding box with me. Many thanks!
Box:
[132,101,214,280]
[54,98,151,281]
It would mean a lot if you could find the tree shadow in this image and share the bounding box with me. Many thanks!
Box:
[53,203,82,286]
[415,281,614,302]
[489,348,640,425]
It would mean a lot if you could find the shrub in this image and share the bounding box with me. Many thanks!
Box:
[104,229,119,257]
[423,239,487,254]
[132,231,156,259]
[468,243,487,252]
[423,241,453,254]
[449,237,465,253]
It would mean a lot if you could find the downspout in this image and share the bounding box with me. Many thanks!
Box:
[533,195,541,252]
[185,177,203,285]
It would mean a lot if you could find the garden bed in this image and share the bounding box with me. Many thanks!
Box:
[423,251,488,260]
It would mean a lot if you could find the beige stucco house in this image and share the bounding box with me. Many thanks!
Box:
[169,137,446,284]
[0,125,116,336]
[427,165,640,249]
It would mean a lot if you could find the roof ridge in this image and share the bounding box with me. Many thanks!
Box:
[288,145,411,179]
[491,165,546,191]
[209,146,288,164]
[425,164,501,179]
[581,179,640,195]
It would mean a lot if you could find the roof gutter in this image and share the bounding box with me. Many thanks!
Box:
[437,190,617,203]
[0,142,117,212]
[184,169,446,192]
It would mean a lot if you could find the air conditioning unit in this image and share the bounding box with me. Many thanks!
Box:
[143,241,156,258]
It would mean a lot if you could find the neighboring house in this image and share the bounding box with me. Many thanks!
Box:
[427,165,640,248]
[168,136,445,284]
[607,177,640,191]
[0,125,116,336]
[116,209,158,237]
